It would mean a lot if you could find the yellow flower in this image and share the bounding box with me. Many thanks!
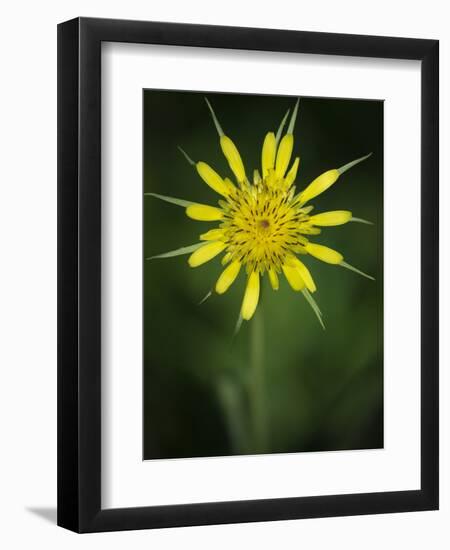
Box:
[147,98,374,327]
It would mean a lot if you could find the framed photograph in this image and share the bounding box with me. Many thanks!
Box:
[57,17,439,532]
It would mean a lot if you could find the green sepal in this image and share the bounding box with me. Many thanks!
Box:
[145,192,196,208]
[302,288,325,330]
[350,217,373,225]
[337,152,372,175]
[146,242,204,260]
[340,261,375,280]
[275,109,290,145]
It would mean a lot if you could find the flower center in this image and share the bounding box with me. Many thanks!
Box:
[221,185,310,273]
[257,218,271,233]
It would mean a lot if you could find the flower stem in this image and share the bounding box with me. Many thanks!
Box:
[250,303,266,453]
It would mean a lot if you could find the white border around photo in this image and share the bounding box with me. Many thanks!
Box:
[101,42,421,509]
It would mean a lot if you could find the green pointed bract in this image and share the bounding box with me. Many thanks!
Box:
[205,97,224,137]
[147,242,204,260]
[302,289,325,330]
[145,192,196,208]
[198,290,213,305]
[337,152,372,175]
[275,109,290,145]
[340,261,375,280]
[350,217,373,225]
[287,98,300,135]
[233,313,243,338]
[178,146,196,166]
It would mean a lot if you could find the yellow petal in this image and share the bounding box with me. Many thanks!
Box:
[298,225,322,235]
[188,241,226,267]
[221,252,232,265]
[275,134,293,179]
[299,169,340,204]
[186,204,224,221]
[200,228,224,241]
[284,157,300,188]
[220,135,246,183]
[305,243,343,264]
[289,257,316,293]
[309,210,352,226]
[216,261,241,294]
[223,177,236,193]
[261,132,276,177]
[282,263,305,291]
[253,169,262,185]
[196,162,229,197]
[268,268,279,290]
[241,271,260,321]
[265,168,277,188]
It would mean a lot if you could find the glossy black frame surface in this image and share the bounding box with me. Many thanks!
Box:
[57,17,439,533]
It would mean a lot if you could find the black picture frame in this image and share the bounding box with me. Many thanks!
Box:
[57,17,439,533]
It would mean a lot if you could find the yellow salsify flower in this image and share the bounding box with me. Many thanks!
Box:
[146,98,374,328]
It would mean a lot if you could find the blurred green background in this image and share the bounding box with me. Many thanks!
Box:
[143,90,383,460]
